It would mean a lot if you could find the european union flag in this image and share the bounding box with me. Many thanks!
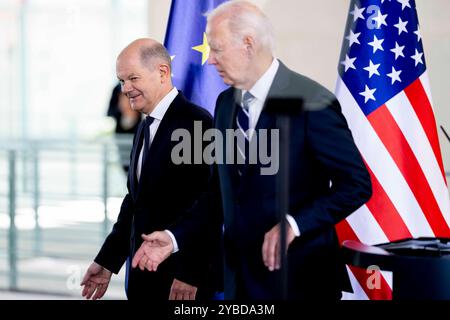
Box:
[164,0,228,114]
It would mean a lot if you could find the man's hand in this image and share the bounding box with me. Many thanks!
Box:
[131,231,174,272]
[80,262,112,300]
[169,278,198,300]
[262,223,296,271]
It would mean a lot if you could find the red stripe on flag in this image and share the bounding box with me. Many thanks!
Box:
[348,265,393,300]
[336,219,359,245]
[365,164,412,241]
[336,220,393,300]
[368,105,450,237]
[404,79,447,183]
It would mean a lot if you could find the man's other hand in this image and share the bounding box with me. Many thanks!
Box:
[131,231,174,271]
[262,223,296,271]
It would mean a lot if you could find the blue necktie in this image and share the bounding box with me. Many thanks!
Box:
[236,92,253,176]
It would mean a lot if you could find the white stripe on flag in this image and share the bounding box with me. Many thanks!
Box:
[346,205,389,245]
[420,72,434,109]
[381,270,393,291]
[386,89,450,228]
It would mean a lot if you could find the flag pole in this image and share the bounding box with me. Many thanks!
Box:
[277,106,289,300]
[270,97,301,300]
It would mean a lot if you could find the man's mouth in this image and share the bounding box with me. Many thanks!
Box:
[129,94,141,101]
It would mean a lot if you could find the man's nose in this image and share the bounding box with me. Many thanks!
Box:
[121,81,132,94]
[208,52,216,65]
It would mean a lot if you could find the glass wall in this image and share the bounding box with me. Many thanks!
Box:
[0,0,147,140]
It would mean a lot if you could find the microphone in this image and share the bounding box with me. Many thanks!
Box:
[440,125,450,143]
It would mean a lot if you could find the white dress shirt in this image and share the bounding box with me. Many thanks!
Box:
[241,58,279,136]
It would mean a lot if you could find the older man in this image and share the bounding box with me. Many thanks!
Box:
[80,38,217,300]
[133,1,372,300]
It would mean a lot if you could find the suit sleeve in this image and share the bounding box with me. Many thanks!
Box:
[170,163,223,250]
[169,95,225,250]
[293,98,372,236]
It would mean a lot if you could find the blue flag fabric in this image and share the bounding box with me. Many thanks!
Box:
[338,0,427,116]
[164,0,228,114]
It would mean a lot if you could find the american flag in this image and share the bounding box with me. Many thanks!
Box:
[335,0,450,299]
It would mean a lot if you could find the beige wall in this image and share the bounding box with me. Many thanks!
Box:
[148,0,450,177]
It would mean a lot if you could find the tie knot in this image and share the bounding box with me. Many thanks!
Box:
[242,91,254,110]
[145,116,154,127]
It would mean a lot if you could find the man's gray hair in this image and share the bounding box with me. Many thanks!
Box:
[206,0,275,54]
[139,43,172,71]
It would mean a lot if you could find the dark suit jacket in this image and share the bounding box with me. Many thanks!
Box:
[95,92,216,300]
[172,61,372,300]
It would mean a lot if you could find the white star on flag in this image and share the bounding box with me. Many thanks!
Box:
[359,85,376,103]
[363,60,381,78]
[391,41,405,60]
[387,66,402,84]
[346,30,361,47]
[373,9,388,29]
[397,0,411,11]
[368,35,384,53]
[414,26,422,42]
[341,54,357,72]
[411,49,424,66]
[350,4,365,22]
[390,42,405,60]
[394,17,408,35]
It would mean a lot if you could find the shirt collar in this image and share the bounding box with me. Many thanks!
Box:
[243,58,279,103]
[147,87,178,121]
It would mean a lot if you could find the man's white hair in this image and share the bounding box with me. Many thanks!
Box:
[206,0,275,54]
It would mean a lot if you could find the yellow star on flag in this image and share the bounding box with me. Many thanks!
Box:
[192,33,210,65]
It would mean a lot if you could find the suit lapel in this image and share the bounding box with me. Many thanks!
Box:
[218,89,241,180]
[254,61,292,132]
[228,89,240,130]
[136,93,183,194]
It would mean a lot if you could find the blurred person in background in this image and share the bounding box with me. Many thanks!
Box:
[106,82,140,173]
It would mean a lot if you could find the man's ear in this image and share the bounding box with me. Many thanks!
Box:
[243,35,255,56]
[159,64,171,81]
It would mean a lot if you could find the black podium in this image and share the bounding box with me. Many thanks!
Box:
[342,237,450,299]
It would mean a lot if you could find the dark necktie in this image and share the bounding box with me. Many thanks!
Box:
[236,91,254,176]
[142,116,154,165]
